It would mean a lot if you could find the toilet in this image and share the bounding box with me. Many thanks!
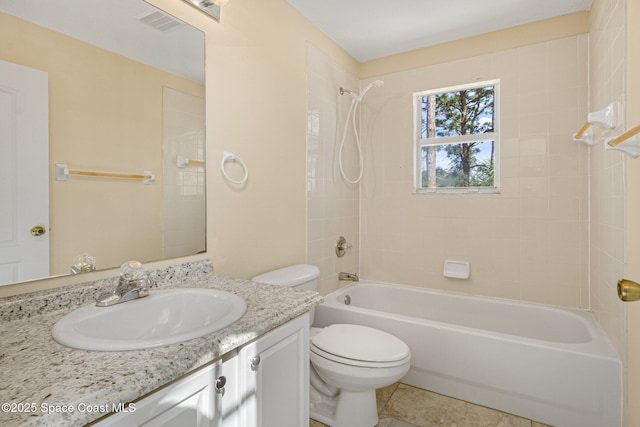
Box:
[252,264,411,427]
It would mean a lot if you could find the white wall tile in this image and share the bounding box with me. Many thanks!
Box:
[305,44,359,295]
[588,0,627,355]
[358,36,588,308]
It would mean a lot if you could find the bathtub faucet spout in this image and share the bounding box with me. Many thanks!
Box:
[339,272,359,282]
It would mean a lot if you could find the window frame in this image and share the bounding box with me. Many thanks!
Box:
[413,79,501,195]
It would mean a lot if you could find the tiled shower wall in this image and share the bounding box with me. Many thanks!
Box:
[359,36,590,309]
[360,35,589,308]
[306,36,592,308]
[588,0,627,354]
[306,45,360,295]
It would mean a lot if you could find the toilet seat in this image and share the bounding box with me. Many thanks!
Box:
[311,324,410,368]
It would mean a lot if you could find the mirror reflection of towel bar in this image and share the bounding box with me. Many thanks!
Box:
[55,163,155,184]
[177,155,205,168]
[607,125,640,147]
[573,121,592,140]
[605,125,640,158]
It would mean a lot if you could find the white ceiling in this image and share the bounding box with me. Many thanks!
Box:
[287,0,592,62]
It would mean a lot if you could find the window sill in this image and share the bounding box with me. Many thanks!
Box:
[414,187,500,195]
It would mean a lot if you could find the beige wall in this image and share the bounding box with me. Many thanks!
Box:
[200,0,358,279]
[0,0,357,296]
[0,12,204,277]
[102,0,359,283]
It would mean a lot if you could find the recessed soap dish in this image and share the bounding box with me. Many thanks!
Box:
[443,260,470,279]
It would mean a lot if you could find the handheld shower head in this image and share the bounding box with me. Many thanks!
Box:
[357,79,384,101]
[337,79,384,184]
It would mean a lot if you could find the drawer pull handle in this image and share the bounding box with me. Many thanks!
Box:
[215,376,226,396]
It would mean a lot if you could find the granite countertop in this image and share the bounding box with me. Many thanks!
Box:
[0,261,322,426]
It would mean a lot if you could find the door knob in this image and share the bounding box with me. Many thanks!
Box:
[30,225,46,237]
[617,279,640,302]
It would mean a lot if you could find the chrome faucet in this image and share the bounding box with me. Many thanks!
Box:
[339,272,359,282]
[96,261,152,307]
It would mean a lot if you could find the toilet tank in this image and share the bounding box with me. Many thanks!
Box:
[251,264,320,292]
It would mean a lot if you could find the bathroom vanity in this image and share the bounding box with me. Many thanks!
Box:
[96,314,309,427]
[0,261,321,426]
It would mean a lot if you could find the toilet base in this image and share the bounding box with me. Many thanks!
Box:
[335,389,379,427]
[310,399,335,426]
[310,383,336,425]
[310,387,378,427]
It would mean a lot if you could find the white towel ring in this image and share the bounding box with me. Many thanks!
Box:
[221,151,248,184]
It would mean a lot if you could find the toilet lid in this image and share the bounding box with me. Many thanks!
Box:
[311,324,410,365]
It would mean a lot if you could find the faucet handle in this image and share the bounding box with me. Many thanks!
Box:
[336,236,352,258]
[70,254,96,274]
[120,260,144,280]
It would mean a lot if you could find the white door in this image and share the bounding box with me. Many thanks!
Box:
[0,60,49,285]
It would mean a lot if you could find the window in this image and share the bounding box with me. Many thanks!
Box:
[414,80,499,194]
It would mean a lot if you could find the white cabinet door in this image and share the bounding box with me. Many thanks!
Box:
[240,314,309,427]
[95,354,234,427]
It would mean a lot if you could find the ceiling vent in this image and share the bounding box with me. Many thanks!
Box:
[137,10,184,32]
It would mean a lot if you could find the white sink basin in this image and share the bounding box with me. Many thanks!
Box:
[52,288,246,351]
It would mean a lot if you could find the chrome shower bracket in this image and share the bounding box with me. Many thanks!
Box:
[335,236,352,258]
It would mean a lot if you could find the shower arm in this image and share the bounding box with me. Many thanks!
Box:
[339,80,384,103]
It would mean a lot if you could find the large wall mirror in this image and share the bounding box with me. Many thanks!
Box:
[0,0,206,287]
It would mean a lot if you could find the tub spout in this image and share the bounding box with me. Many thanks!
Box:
[339,272,359,282]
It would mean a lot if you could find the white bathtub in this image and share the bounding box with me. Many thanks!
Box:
[313,282,621,427]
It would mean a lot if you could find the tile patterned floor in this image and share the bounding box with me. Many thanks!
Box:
[309,383,552,427]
